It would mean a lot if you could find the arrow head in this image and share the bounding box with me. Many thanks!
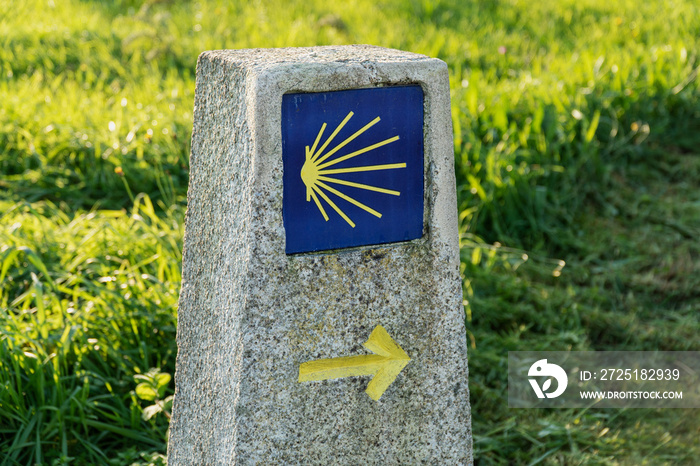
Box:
[363,325,411,400]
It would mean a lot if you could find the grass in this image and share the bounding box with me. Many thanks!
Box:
[1,0,699,463]
[0,197,180,464]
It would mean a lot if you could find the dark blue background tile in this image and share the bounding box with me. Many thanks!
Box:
[282,86,424,254]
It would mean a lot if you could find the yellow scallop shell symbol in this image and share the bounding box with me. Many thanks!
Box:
[300,111,405,228]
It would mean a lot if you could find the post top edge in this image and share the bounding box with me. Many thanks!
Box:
[198,45,441,68]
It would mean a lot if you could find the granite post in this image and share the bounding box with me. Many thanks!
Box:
[168,45,472,464]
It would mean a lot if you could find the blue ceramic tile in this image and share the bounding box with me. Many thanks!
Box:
[282,86,424,254]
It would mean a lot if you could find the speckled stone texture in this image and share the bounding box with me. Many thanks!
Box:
[168,45,472,465]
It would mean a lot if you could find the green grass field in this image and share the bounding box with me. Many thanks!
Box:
[1,0,699,464]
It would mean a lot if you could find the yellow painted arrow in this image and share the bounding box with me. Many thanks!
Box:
[298,325,411,401]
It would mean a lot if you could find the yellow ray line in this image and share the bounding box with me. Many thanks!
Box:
[307,123,326,160]
[315,116,382,165]
[317,135,400,170]
[312,185,355,228]
[304,146,311,201]
[317,176,401,196]
[319,163,407,175]
[316,180,382,218]
[308,188,329,221]
[311,112,354,163]
[302,146,311,198]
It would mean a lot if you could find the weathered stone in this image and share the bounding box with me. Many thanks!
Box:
[168,45,472,465]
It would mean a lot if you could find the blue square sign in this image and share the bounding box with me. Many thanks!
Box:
[282,86,424,254]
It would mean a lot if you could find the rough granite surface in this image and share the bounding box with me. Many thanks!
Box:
[168,45,472,465]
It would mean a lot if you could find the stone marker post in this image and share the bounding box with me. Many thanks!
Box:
[168,45,472,464]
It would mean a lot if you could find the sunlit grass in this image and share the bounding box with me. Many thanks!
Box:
[1,0,698,463]
[0,196,181,463]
